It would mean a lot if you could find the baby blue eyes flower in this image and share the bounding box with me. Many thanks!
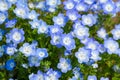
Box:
[5,59,16,71]
[111,25,120,40]
[75,2,88,12]
[36,1,46,10]
[73,25,89,40]
[27,10,40,20]
[53,13,68,27]
[6,28,25,44]
[75,47,91,63]
[0,12,7,24]
[0,1,10,12]
[57,58,72,73]
[102,1,116,14]
[100,77,109,80]
[104,38,119,54]
[82,14,97,27]
[87,75,97,80]
[19,43,36,57]
[28,56,40,67]
[36,48,48,60]
[63,0,75,10]
[84,0,96,5]
[61,34,76,50]
[97,28,107,39]
[5,19,17,28]
[46,0,60,7]
[66,10,80,21]
[0,45,5,57]
[29,19,41,29]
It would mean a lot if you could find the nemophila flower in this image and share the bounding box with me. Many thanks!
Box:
[29,73,40,80]
[36,48,48,60]
[66,10,80,21]
[75,47,91,63]
[81,14,97,27]
[87,75,97,80]
[98,0,108,4]
[73,20,82,29]
[92,63,98,68]
[22,63,28,69]
[28,56,40,67]
[27,10,40,20]
[5,44,17,56]
[69,76,77,80]
[64,50,71,56]
[57,58,72,73]
[5,59,16,71]
[7,0,17,4]
[116,1,120,12]
[53,13,68,27]
[90,50,101,61]
[102,1,116,14]
[45,68,61,80]
[29,19,41,29]
[85,39,99,51]
[104,38,119,54]
[0,1,11,12]
[111,26,120,40]
[63,0,75,10]
[0,12,7,24]
[50,34,62,47]
[13,6,29,19]
[36,1,46,10]
[16,0,28,8]
[46,0,61,7]
[98,44,106,53]
[61,34,76,50]
[0,45,5,57]
[19,43,36,57]
[75,2,88,12]
[6,28,24,44]
[73,25,89,40]
[72,67,81,79]
[37,21,48,34]
[36,70,45,80]
[97,28,107,39]
[28,2,35,9]
[49,25,63,35]
[84,0,96,5]
[100,77,109,80]
[5,19,17,28]
[47,7,56,12]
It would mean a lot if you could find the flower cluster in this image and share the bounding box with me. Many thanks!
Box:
[0,0,120,80]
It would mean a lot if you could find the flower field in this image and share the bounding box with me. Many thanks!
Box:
[0,0,120,80]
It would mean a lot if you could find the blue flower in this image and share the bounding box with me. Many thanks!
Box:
[37,21,48,34]
[36,1,46,11]
[5,59,16,71]
[29,73,40,80]
[0,29,5,41]
[53,13,68,27]
[6,28,25,44]
[61,33,76,50]
[28,56,40,67]
[81,14,97,27]
[27,10,40,20]
[0,12,8,24]
[63,0,75,10]
[49,25,63,35]
[75,47,91,63]
[75,2,88,12]
[90,50,101,61]
[7,0,17,4]
[66,10,80,21]
[36,70,45,80]
[111,25,120,40]
[57,58,72,73]
[13,6,29,19]
[73,25,89,40]
[97,28,107,39]
[104,38,119,54]
[84,0,96,5]
[87,75,97,80]
[45,68,61,80]
[29,19,41,29]
[64,50,71,56]
[0,1,11,12]
[100,77,109,80]
[5,18,17,28]
[102,1,116,14]
[36,48,48,60]
[46,0,61,8]
[5,44,17,56]
[19,42,36,57]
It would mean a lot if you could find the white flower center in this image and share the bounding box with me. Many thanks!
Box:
[66,2,74,9]
[38,52,45,57]
[63,37,71,45]
[105,4,113,12]
[12,32,21,41]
